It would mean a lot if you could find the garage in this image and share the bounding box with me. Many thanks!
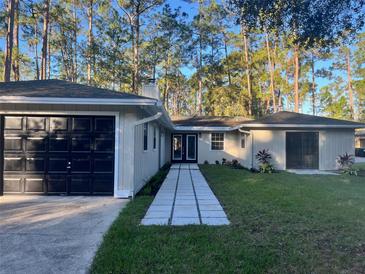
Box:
[1,115,115,195]
[286,132,319,169]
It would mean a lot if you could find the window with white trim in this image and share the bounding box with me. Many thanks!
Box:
[153,126,157,149]
[211,133,224,150]
[240,133,246,148]
[143,123,148,151]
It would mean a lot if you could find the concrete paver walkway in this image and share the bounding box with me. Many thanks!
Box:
[141,163,229,226]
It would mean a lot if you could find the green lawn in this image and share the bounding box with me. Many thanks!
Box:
[91,166,365,274]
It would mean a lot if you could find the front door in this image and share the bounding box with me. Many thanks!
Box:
[172,133,197,163]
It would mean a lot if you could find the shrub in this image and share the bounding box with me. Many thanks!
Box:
[138,163,171,196]
[256,149,275,173]
[222,158,227,165]
[336,153,358,176]
[203,160,209,164]
[215,160,220,165]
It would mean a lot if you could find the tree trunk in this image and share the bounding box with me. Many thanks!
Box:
[34,22,40,80]
[12,0,19,81]
[223,34,231,86]
[197,35,203,115]
[41,0,50,80]
[346,50,354,119]
[293,44,300,112]
[311,56,316,115]
[241,24,252,116]
[3,0,15,82]
[131,14,140,94]
[47,24,51,79]
[87,0,93,84]
[265,31,276,112]
[73,0,78,82]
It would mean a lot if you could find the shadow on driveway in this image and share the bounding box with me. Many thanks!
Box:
[0,195,128,274]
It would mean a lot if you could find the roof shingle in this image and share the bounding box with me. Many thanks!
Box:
[0,79,152,100]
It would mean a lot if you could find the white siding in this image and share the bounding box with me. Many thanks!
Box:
[251,130,286,170]
[197,131,252,167]
[319,129,355,170]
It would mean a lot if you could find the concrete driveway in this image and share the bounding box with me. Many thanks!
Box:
[0,195,128,274]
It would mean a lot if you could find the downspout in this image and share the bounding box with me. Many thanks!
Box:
[131,112,163,198]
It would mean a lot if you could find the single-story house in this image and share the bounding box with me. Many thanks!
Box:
[355,129,365,148]
[0,80,364,198]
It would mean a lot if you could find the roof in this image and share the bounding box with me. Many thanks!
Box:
[173,116,251,127]
[0,79,152,100]
[242,111,365,128]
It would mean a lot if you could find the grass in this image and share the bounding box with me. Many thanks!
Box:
[354,162,365,171]
[91,165,365,274]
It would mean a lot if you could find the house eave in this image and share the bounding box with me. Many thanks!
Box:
[0,96,158,106]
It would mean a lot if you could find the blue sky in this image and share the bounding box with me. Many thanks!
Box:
[0,0,362,115]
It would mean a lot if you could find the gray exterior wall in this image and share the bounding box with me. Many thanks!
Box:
[133,121,171,196]
[0,103,171,197]
[196,129,355,171]
[197,131,252,167]
[319,129,355,170]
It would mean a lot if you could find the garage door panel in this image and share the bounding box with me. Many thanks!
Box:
[93,175,114,194]
[49,157,69,172]
[95,118,114,132]
[24,177,44,193]
[94,157,114,173]
[50,117,68,131]
[5,116,23,130]
[49,136,69,152]
[26,157,45,172]
[70,176,91,194]
[26,136,47,152]
[4,157,23,172]
[27,117,46,131]
[4,136,22,151]
[4,177,22,192]
[3,115,115,195]
[47,175,67,193]
[72,136,91,152]
[71,156,91,173]
[72,117,92,132]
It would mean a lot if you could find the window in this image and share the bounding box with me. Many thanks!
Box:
[211,133,224,150]
[153,126,157,149]
[240,134,246,148]
[143,123,148,151]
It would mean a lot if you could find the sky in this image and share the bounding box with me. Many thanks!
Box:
[0,0,362,115]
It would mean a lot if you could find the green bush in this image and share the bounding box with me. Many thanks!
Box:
[138,163,171,196]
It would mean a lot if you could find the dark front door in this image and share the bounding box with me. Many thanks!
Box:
[2,115,115,195]
[172,133,197,163]
[286,132,319,169]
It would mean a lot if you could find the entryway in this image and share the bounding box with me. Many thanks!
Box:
[286,132,319,169]
[171,133,197,163]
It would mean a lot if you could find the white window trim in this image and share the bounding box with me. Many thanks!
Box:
[210,132,225,151]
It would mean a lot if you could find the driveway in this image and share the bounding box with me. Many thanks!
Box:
[0,195,128,274]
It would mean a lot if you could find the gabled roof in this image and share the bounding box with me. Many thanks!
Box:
[173,116,251,128]
[0,79,152,100]
[241,111,365,128]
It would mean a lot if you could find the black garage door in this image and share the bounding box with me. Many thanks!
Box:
[286,132,319,169]
[2,115,115,195]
